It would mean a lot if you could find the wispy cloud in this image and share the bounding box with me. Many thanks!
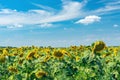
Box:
[32,3,56,11]
[75,15,101,25]
[94,5,120,14]
[0,0,119,28]
[7,24,23,28]
[38,23,53,28]
[0,0,82,28]
[107,1,120,5]
[92,0,120,15]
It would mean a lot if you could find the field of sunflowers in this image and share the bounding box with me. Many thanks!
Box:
[0,41,120,80]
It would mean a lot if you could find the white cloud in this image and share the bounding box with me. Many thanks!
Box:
[107,1,120,5]
[92,1,120,15]
[0,9,17,14]
[39,1,82,23]
[0,0,119,28]
[113,24,119,28]
[75,15,101,25]
[63,27,74,31]
[0,0,83,28]
[94,5,120,14]
[38,23,53,28]
[6,24,23,29]
[32,3,56,11]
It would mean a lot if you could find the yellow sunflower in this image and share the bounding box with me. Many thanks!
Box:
[113,48,118,56]
[35,70,47,78]
[43,55,51,62]
[2,49,8,56]
[8,66,18,73]
[92,41,106,53]
[61,49,71,57]
[26,51,36,60]
[18,58,24,65]
[53,50,64,58]
[76,56,80,62]
[0,54,6,63]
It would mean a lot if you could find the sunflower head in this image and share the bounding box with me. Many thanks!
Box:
[0,55,6,63]
[18,58,24,65]
[2,49,8,56]
[19,53,24,57]
[53,50,64,58]
[26,51,36,60]
[35,70,47,78]
[113,48,118,56]
[76,56,80,62]
[8,66,18,73]
[92,41,106,53]
[43,55,51,62]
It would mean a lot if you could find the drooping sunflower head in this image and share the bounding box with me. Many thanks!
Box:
[18,58,24,65]
[62,49,71,57]
[53,50,64,58]
[76,56,80,62]
[26,51,36,60]
[92,41,106,53]
[2,49,9,56]
[43,55,51,62]
[0,54,6,63]
[35,70,47,78]
[113,48,118,56]
[8,66,18,73]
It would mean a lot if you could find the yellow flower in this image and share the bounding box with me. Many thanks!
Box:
[108,48,113,52]
[0,49,3,53]
[44,55,51,62]
[70,46,77,51]
[26,49,40,60]
[8,66,18,73]
[26,51,36,60]
[76,56,80,62]
[18,58,24,65]
[35,71,47,78]
[0,54,6,63]
[45,48,50,53]
[53,50,64,58]
[2,49,8,56]
[61,49,71,57]
[92,41,106,53]
[101,53,111,58]
[113,48,118,56]
[13,53,18,56]
[19,53,24,57]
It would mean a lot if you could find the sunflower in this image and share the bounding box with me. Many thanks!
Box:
[76,56,80,62]
[53,50,64,58]
[92,41,106,53]
[61,49,71,57]
[8,66,18,73]
[19,53,24,57]
[43,55,51,62]
[2,49,8,56]
[26,51,36,60]
[35,70,47,78]
[113,48,118,56]
[0,54,6,63]
[18,58,24,65]
[45,48,50,54]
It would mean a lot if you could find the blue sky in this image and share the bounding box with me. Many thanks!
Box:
[0,0,120,47]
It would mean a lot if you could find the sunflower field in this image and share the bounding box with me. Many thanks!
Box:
[0,41,120,80]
